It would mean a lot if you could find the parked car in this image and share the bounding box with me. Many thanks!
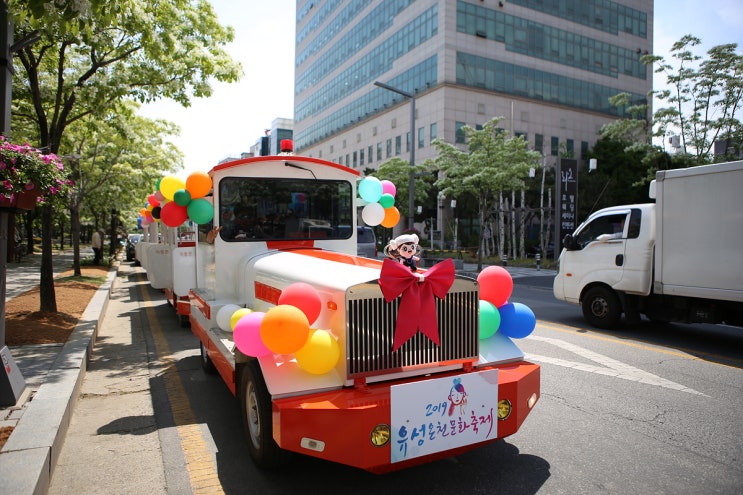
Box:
[356,226,377,258]
[126,233,143,262]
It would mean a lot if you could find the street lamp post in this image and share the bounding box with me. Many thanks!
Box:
[374,81,415,231]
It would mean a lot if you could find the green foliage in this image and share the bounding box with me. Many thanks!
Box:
[374,157,433,221]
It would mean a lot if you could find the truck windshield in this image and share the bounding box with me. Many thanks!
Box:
[217,177,353,242]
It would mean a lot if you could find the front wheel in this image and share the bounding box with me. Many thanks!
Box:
[582,286,621,329]
[200,342,217,374]
[240,361,291,469]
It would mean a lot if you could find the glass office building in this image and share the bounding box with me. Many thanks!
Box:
[293,0,652,169]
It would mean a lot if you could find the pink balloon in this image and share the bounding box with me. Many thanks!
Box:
[477,266,513,308]
[278,282,322,325]
[381,180,397,197]
[233,312,271,357]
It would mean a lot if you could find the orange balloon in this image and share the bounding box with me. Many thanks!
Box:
[380,206,400,228]
[259,305,310,354]
[186,171,212,199]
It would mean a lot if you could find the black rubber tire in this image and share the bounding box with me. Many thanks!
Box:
[239,361,292,469]
[582,286,622,329]
[200,342,217,374]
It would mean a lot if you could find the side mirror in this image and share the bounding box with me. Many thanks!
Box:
[596,234,614,243]
[563,234,578,251]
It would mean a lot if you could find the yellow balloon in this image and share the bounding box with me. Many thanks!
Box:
[159,176,186,201]
[230,308,253,331]
[294,329,340,375]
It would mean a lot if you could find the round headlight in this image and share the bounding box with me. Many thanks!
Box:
[497,399,512,421]
[370,424,391,447]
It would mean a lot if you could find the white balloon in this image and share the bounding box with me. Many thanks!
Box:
[216,304,242,332]
[361,202,385,226]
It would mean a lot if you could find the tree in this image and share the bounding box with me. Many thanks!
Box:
[648,36,742,162]
[374,157,433,229]
[8,0,242,311]
[428,118,540,270]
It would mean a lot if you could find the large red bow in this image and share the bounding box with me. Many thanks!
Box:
[378,258,456,351]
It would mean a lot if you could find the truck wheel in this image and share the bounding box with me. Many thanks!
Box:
[582,286,621,329]
[200,342,217,374]
[240,361,291,469]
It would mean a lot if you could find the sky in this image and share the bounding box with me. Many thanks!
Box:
[139,0,743,180]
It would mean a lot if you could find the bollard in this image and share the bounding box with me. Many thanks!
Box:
[535,253,541,271]
[501,254,508,267]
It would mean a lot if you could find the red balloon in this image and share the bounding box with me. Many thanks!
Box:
[278,282,322,325]
[160,201,188,227]
[477,266,513,308]
[148,193,160,208]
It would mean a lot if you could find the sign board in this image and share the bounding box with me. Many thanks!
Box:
[390,369,499,462]
[556,158,578,253]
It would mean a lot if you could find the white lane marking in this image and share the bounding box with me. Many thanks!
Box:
[526,335,706,396]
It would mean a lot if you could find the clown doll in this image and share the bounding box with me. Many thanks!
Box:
[384,233,420,272]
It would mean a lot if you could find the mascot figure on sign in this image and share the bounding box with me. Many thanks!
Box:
[384,233,420,272]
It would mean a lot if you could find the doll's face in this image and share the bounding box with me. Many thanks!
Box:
[398,242,417,259]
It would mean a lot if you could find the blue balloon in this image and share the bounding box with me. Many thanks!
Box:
[358,177,383,203]
[498,302,536,338]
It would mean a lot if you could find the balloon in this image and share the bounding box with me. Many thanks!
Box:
[380,206,400,228]
[479,300,501,339]
[278,282,322,325]
[148,194,160,208]
[159,176,186,201]
[173,188,191,206]
[154,190,165,202]
[186,171,212,199]
[151,206,161,220]
[379,193,395,209]
[233,312,271,357]
[498,302,536,338]
[361,202,385,226]
[230,307,253,330]
[160,201,188,227]
[358,177,383,203]
[477,266,513,308]
[187,198,214,225]
[381,180,396,197]
[260,305,310,354]
[216,304,241,332]
[295,329,340,375]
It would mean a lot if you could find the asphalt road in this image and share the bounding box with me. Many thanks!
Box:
[49,265,743,494]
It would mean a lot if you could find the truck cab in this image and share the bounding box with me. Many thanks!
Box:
[554,205,654,328]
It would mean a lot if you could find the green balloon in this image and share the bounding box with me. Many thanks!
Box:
[379,193,395,209]
[479,300,501,339]
[174,188,191,206]
[187,198,214,225]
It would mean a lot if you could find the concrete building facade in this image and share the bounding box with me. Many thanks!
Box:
[293,0,652,166]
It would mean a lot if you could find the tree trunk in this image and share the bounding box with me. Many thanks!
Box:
[39,205,57,312]
[71,202,82,276]
[510,190,516,260]
[540,164,546,254]
[497,191,505,259]
[519,189,526,259]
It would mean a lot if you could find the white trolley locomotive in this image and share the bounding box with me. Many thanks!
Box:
[142,144,540,473]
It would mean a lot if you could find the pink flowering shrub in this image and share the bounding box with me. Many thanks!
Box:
[0,136,72,204]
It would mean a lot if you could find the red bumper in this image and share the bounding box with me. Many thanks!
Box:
[273,362,540,473]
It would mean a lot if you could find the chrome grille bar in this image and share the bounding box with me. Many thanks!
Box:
[346,277,479,378]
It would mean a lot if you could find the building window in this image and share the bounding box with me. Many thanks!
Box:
[395,135,402,155]
[360,149,364,167]
[581,141,589,159]
[377,142,383,161]
[406,132,410,152]
[430,123,437,142]
[535,134,544,154]
[368,145,373,164]
[386,139,392,158]
[418,127,425,148]
[456,121,466,144]
[566,139,574,157]
[550,136,559,156]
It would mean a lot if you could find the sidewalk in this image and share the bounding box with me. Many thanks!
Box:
[0,247,117,495]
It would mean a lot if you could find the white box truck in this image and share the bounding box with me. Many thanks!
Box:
[553,160,743,329]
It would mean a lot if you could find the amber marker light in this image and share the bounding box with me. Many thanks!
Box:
[327,301,337,311]
[497,399,512,420]
[370,424,391,447]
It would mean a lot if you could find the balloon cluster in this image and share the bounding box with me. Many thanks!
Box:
[477,266,536,340]
[216,283,340,375]
[139,171,214,228]
[358,177,400,228]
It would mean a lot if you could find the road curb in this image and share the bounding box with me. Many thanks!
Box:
[0,263,119,495]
